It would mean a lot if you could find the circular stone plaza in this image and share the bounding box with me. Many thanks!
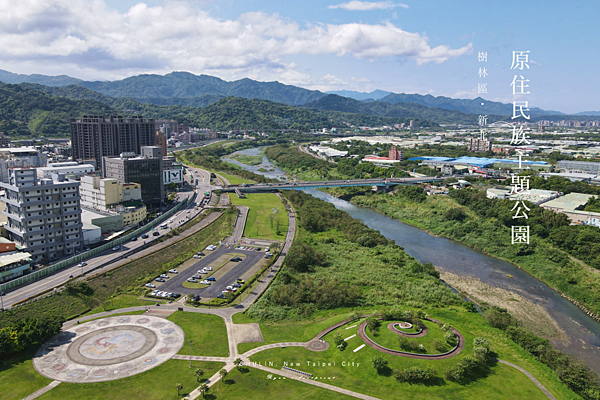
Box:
[33,315,184,383]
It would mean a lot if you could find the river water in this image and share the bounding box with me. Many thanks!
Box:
[230,147,600,372]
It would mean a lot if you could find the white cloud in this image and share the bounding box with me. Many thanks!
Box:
[328,1,408,11]
[0,0,469,84]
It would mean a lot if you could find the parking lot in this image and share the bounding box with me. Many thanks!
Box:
[156,245,266,298]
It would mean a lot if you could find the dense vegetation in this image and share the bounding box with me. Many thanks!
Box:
[247,190,461,320]
[0,83,439,136]
[349,188,600,318]
[178,139,281,183]
[265,144,411,181]
[0,314,63,357]
[304,94,507,125]
[484,307,600,399]
[0,83,112,136]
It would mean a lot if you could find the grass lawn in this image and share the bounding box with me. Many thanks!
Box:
[85,294,166,315]
[167,311,229,357]
[36,360,222,400]
[250,344,549,400]
[216,171,253,185]
[234,310,358,354]
[229,193,288,241]
[81,310,147,322]
[213,366,355,399]
[0,352,52,400]
[366,320,451,354]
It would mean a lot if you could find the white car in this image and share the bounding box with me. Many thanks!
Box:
[200,280,210,285]
[193,255,201,259]
[169,220,174,224]
[226,285,233,290]
[112,246,121,251]
[205,267,213,271]
[187,278,198,283]
[145,283,156,288]
[168,269,178,274]
[265,247,270,252]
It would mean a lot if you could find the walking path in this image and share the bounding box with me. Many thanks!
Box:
[21,381,61,400]
[497,360,558,400]
[35,169,557,400]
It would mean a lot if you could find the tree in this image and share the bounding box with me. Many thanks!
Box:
[333,333,347,351]
[371,355,388,374]
[199,383,209,398]
[233,358,243,370]
[219,368,228,387]
[176,383,183,396]
[194,368,204,382]
[366,316,381,335]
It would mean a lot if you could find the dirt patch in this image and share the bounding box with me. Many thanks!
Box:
[233,323,264,344]
[440,270,569,343]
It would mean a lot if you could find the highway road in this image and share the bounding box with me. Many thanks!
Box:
[1,167,220,310]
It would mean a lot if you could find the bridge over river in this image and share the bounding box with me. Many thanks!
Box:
[219,177,444,192]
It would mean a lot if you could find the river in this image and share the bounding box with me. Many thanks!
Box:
[228,147,600,372]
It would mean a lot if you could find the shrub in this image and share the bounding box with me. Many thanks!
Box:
[444,330,456,346]
[333,333,347,351]
[371,355,388,373]
[433,339,447,353]
[393,366,438,383]
[366,317,381,335]
[398,336,410,351]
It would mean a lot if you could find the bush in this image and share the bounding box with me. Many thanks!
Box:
[371,355,388,373]
[398,336,410,351]
[333,333,347,351]
[366,317,381,335]
[444,330,456,346]
[483,308,516,330]
[445,208,467,222]
[393,366,438,383]
[433,339,447,353]
[445,355,479,382]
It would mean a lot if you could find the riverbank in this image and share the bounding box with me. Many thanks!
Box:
[345,192,600,323]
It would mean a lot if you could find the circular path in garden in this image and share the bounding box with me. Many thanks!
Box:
[358,319,465,360]
[387,322,428,337]
[33,315,184,383]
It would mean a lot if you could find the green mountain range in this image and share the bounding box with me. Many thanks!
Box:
[0,83,435,137]
[304,94,508,125]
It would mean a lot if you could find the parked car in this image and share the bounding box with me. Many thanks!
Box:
[192,274,201,279]
[187,278,198,283]
[145,283,156,288]
[205,267,213,271]
[155,278,165,282]
[207,277,216,281]
[226,285,233,291]
[232,283,241,288]
[168,269,178,274]
[197,252,205,256]
[265,247,270,252]
[200,280,210,285]
[193,255,201,259]
[160,274,169,278]
[237,279,245,284]
[197,270,206,274]
[230,257,242,262]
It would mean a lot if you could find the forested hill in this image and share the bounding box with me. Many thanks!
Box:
[304,94,508,125]
[0,84,437,137]
[0,83,113,137]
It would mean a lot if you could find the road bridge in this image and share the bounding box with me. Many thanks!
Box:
[220,177,444,192]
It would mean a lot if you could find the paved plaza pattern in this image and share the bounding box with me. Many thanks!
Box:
[33,315,184,383]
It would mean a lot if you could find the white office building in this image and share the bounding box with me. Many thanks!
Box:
[0,168,83,262]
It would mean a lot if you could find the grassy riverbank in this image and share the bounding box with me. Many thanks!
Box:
[346,192,600,320]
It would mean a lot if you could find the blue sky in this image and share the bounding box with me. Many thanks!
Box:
[1,0,598,113]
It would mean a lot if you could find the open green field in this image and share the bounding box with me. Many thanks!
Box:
[229,193,288,241]
[36,360,222,400]
[234,311,361,354]
[213,366,355,399]
[177,153,254,185]
[167,311,229,357]
[0,352,52,400]
[235,307,577,400]
[251,345,550,400]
